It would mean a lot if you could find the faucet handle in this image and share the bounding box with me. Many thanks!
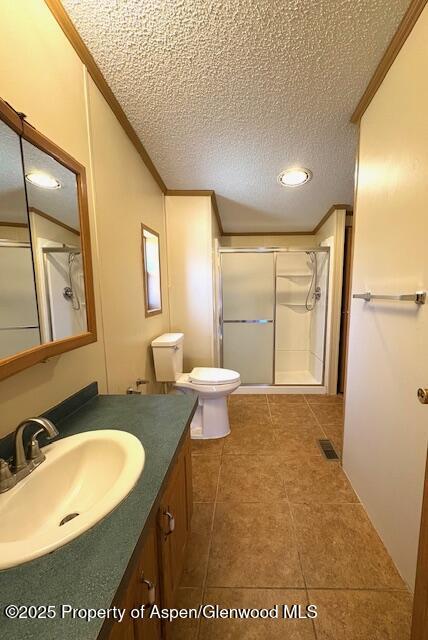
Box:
[27,428,46,466]
[0,459,15,493]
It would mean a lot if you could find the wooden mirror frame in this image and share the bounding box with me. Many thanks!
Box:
[0,97,97,381]
[141,223,162,318]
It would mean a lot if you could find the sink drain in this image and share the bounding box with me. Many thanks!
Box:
[59,513,79,526]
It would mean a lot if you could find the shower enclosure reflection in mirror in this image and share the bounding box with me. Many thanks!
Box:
[0,97,96,381]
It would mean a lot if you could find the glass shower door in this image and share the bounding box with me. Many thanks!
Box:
[221,252,274,384]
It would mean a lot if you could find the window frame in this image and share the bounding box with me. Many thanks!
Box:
[141,223,162,317]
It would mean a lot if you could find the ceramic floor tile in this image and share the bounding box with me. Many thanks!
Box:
[217,454,287,503]
[200,588,316,639]
[229,404,271,426]
[168,587,202,640]
[290,504,406,589]
[267,394,306,405]
[223,424,279,454]
[308,404,344,425]
[192,437,224,456]
[229,394,268,407]
[282,457,358,504]
[309,589,413,640]
[181,503,215,588]
[270,405,320,432]
[275,431,324,461]
[207,502,304,588]
[305,395,343,405]
[192,455,221,502]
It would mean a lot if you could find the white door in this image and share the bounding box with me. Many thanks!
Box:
[344,75,428,588]
[221,252,274,383]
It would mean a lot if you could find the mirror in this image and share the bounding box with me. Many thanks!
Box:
[0,98,96,380]
[22,139,87,342]
[0,120,41,359]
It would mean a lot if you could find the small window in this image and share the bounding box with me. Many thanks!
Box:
[141,224,162,316]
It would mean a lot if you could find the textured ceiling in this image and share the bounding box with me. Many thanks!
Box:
[63,0,410,232]
[0,120,28,224]
[22,140,79,230]
[0,120,79,228]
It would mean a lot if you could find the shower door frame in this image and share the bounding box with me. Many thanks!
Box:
[218,246,331,388]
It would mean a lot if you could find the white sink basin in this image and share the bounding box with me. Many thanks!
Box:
[0,429,145,570]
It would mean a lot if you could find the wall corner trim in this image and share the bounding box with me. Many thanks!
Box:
[165,189,223,235]
[312,204,353,235]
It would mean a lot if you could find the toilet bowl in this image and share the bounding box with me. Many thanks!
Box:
[175,367,241,439]
[151,333,241,440]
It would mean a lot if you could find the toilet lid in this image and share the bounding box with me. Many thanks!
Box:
[189,367,240,385]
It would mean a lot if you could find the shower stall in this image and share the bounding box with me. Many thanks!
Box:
[219,247,330,388]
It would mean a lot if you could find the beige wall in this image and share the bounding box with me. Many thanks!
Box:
[344,6,428,588]
[86,77,169,394]
[220,235,317,248]
[0,226,30,242]
[165,196,217,371]
[0,0,168,436]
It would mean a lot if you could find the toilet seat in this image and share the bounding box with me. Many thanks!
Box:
[189,367,240,385]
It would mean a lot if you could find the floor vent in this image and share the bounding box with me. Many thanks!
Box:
[318,439,339,460]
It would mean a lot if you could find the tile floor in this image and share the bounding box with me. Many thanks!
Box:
[172,394,413,639]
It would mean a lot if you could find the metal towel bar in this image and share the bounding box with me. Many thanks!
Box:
[353,291,426,305]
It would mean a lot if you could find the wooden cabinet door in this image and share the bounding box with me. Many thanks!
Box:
[105,523,161,640]
[133,524,162,640]
[106,614,133,640]
[158,436,192,611]
[183,436,193,528]
[104,583,134,640]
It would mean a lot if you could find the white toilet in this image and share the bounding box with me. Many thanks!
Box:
[151,333,240,439]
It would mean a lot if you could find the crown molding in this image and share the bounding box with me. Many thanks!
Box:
[45,1,352,238]
[221,204,352,237]
[165,189,223,234]
[351,0,428,123]
[44,0,167,193]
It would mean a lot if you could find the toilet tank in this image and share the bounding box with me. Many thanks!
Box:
[151,333,184,382]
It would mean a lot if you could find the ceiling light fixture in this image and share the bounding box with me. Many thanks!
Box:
[277,167,312,188]
[25,172,61,190]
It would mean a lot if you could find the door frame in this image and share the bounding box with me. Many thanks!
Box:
[411,453,428,638]
[337,223,353,394]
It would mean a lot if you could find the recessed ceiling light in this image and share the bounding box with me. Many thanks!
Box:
[278,168,312,188]
[25,172,61,190]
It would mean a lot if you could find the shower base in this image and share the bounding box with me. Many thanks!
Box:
[275,370,320,385]
[234,385,326,394]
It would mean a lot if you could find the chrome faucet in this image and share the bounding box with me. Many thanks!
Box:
[0,417,58,493]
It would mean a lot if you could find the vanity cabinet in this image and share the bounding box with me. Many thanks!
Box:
[104,432,192,640]
[158,436,192,612]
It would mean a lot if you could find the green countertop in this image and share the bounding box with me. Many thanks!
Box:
[0,393,197,640]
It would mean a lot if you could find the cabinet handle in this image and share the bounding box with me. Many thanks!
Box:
[141,573,156,606]
[165,510,175,534]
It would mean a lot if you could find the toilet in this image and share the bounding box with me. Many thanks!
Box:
[151,333,240,439]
